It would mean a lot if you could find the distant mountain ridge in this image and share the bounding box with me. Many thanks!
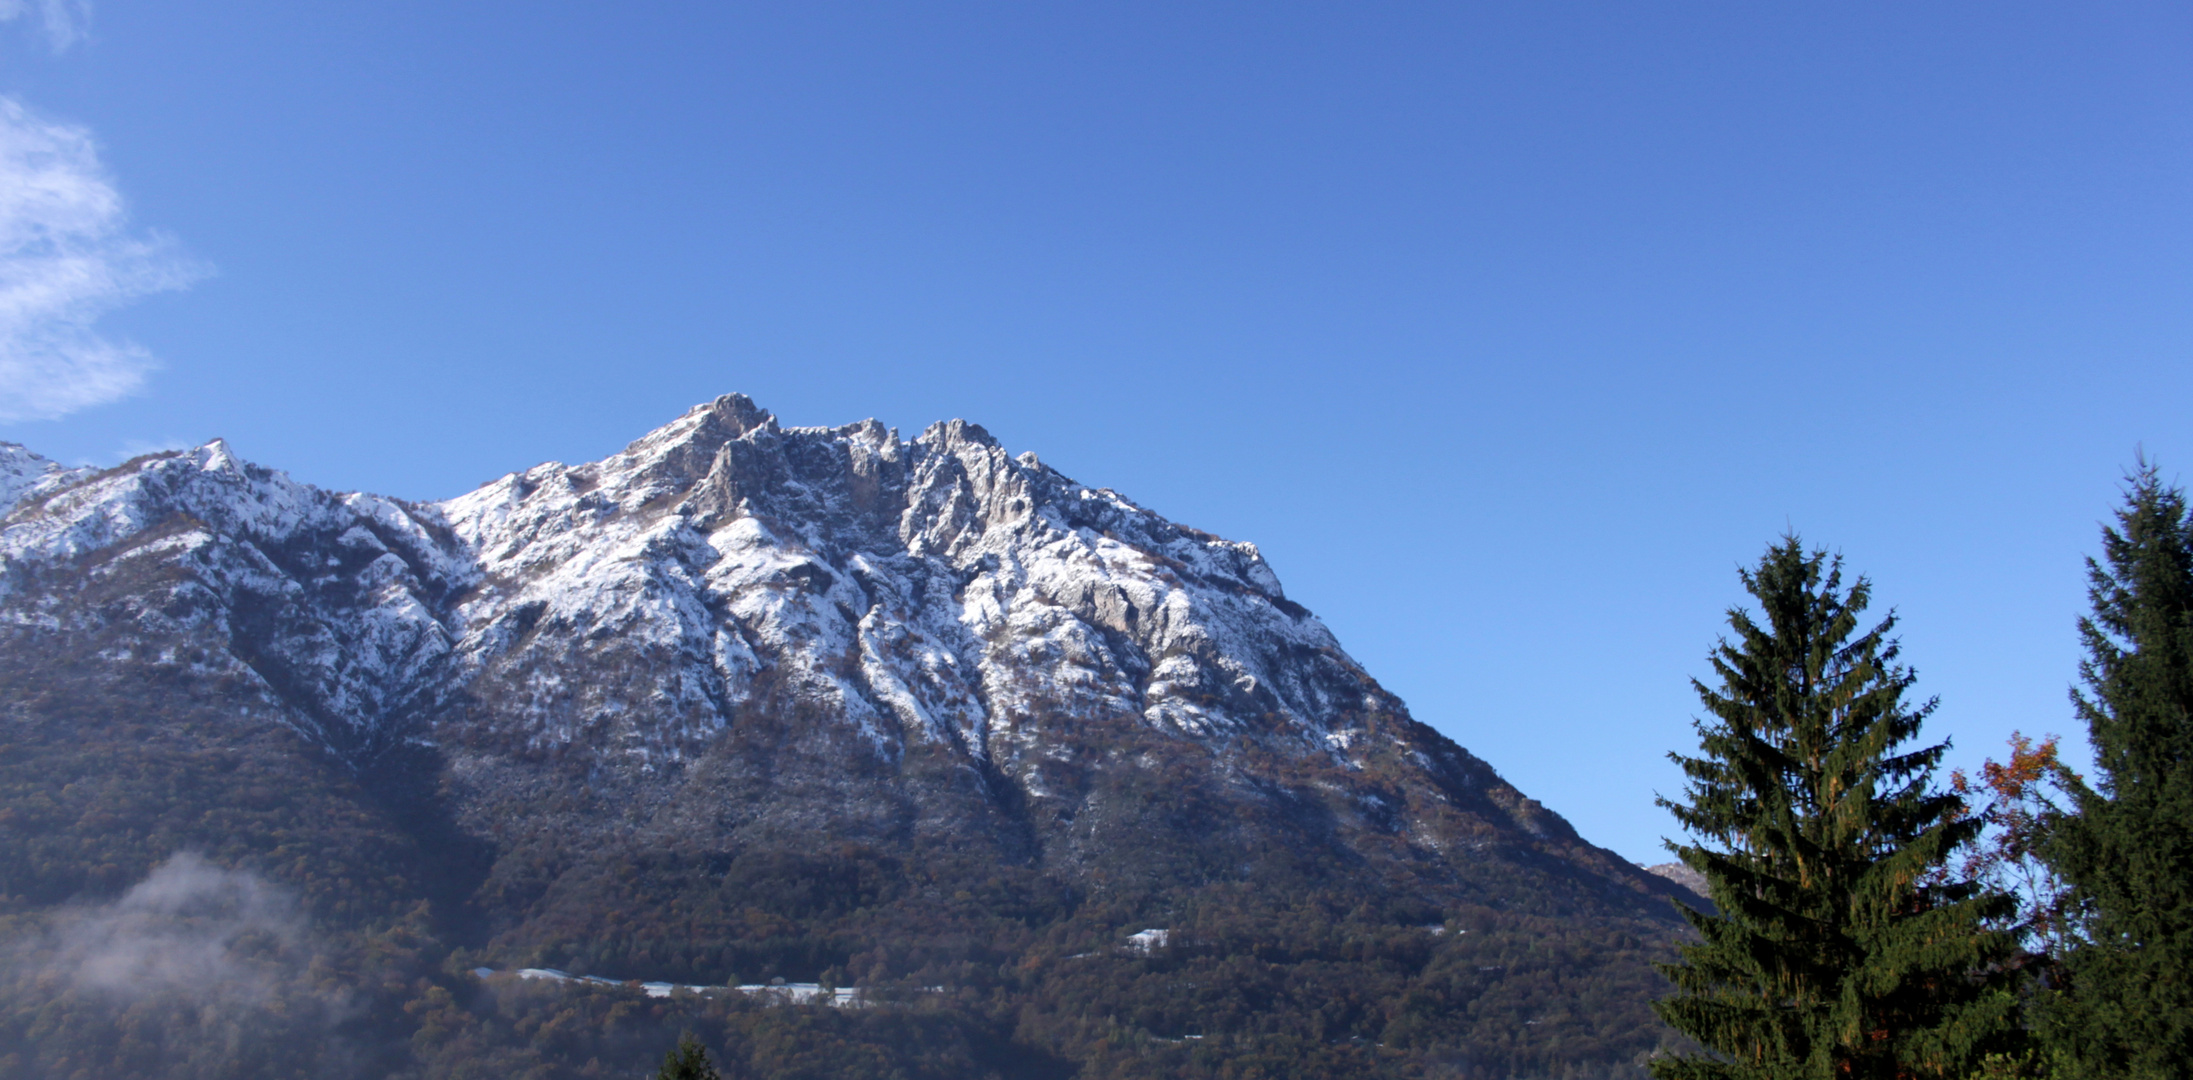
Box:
[0,395,1694,1079]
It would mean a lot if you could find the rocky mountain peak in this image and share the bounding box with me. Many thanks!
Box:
[0,397,1683,905]
[0,401,1384,764]
[421,398,1363,769]
[0,396,1696,1080]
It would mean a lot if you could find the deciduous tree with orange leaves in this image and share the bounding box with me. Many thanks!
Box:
[1951,732,2081,959]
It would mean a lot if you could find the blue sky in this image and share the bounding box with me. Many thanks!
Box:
[1,2,2187,863]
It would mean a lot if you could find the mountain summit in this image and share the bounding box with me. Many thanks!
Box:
[0,397,1689,1079]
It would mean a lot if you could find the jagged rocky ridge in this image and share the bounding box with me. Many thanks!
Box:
[0,395,1680,920]
[0,395,1712,1078]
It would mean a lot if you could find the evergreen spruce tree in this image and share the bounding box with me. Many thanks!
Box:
[655,1032,723,1080]
[1654,538,2018,1080]
[2042,463,2193,1079]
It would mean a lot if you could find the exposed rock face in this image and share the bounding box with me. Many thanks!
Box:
[1643,861,1709,900]
[435,397,1430,780]
[0,395,1677,912]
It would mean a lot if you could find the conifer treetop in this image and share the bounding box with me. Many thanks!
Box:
[1654,537,2018,1080]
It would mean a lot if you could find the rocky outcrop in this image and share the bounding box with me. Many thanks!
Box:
[434,396,1398,771]
[1644,861,1710,900]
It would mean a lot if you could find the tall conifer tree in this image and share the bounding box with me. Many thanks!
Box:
[655,1032,723,1080]
[2043,464,2193,1079]
[1654,538,2017,1080]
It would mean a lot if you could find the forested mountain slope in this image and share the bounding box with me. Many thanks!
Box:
[0,396,1694,1079]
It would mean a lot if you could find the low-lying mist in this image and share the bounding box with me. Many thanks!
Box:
[0,853,364,1079]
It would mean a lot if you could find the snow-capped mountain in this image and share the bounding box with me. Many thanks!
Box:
[438,395,1401,771]
[0,436,462,758]
[0,441,90,516]
[0,395,1707,1080]
[0,395,1667,905]
[2,396,1408,766]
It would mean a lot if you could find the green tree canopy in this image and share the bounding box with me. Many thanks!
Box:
[1654,538,2018,1080]
[2042,462,2193,1079]
[656,1032,723,1080]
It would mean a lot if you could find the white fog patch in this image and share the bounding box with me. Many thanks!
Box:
[0,96,205,423]
[46,852,311,1004]
[0,853,357,1075]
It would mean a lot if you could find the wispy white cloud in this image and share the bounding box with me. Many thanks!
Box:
[0,96,204,423]
[0,0,92,53]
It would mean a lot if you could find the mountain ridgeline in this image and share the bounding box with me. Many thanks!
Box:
[0,397,1694,1079]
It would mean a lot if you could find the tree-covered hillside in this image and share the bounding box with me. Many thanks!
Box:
[0,598,1693,1080]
